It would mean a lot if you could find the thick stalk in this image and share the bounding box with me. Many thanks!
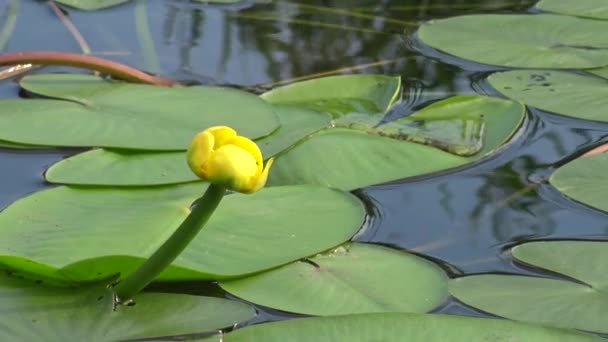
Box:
[114,184,225,303]
[0,51,177,86]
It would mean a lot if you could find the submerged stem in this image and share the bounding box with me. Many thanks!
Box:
[114,183,225,304]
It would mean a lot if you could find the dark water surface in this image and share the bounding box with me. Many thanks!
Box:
[2,0,608,329]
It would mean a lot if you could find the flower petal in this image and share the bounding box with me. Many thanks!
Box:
[187,130,214,178]
[228,135,264,175]
[206,145,259,192]
[206,126,237,148]
[246,158,274,194]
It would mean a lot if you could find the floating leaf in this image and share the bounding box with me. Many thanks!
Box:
[256,105,331,157]
[221,243,447,315]
[0,74,279,150]
[269,96,525,190]
[550,153,608,212]
[589,66,608,78]
[207,313,602,341]
[450,241,608,333]
[45,149,199,186]
[261,74,401,116]
[489,70,608,122]
[335,108,485,156]
[0,184,364,283]
[0,274,254,340]
[45,105,331,186]
[418,14,608,68]
[536,0,608,20]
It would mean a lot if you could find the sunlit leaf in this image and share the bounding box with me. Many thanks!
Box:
[536,0,608,20]
[0,74,279,150]
[0,184,364,282]
[205,312,603,341]
[489,70,608,122]
[221,242,447,315]
[261,74,401,116]
[0,274,255,340]
[418,14,608,68]
[450,241,608,333]
[269,96,525,190]
[550,153,608,212]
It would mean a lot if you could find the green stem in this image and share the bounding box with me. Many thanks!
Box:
[114,183,225,303]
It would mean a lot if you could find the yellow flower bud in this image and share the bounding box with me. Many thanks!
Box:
[187,126,274,193]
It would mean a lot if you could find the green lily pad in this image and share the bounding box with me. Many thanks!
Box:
[45,105,331,186]
[45,149,200,186]
[589,66,608,79]
[207,313,602,341]
[0,140,48,150]
[261,74,401,116]
[0,74,278,150]
[536,0,608,20]
[220,242,447,315]
[449,241,608,333]
[549,153,608,212]
[256,105,331,157]
[269,96,525,190]
[418,14,608,68]
[489,70,608,122]
[0,184,364,283]
[0,274,255,341]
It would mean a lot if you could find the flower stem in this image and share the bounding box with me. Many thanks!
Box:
[0,51,177,86]
[113,183,225,303]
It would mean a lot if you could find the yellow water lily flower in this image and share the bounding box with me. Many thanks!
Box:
[187,126,274,193]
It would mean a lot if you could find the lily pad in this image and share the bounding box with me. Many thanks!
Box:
[450,241,608,333]
[220,242,447,315]
[589,66,608,79]
[0,274,255,341]
[207,313,602,341]
[489,70,608,122]
[536,0,608,20]
[45,105,331,186]
[268,96,525,190]
[45,149,200,186]
[260,74,401,116]
[0,184,364,283]
[0,74,278,150]
[549,153,608,212]
[418,14,608,68]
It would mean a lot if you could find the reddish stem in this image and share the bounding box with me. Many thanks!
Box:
[0,51,177,86]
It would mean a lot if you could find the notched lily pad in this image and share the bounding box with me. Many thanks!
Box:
[450,240,608,333]
[221,242,447,315]
[260,74,401,116]
[489,70,608,122]
[536,0,608,20]
[269,95,525,190]
[418,14,608,68]
[0,74,279,150]
[549,152,608,212]
[208,312,603,341]
[0,184,365,282]
[0,274,255,341]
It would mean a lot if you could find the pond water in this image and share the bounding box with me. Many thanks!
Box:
[1,0,607,331]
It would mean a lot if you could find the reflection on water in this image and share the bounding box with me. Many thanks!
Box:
[1,0,607,323]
